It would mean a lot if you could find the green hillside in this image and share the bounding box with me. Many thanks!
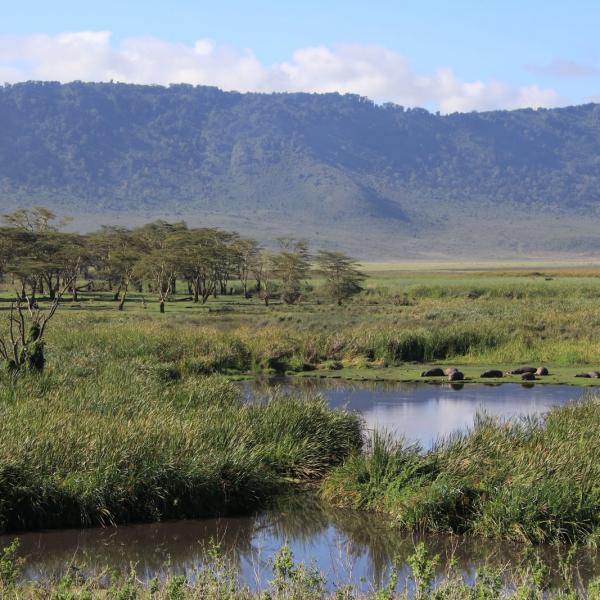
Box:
[1,81,600,257]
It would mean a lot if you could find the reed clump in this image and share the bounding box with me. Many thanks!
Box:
[322,397,600,546]
[0,370,362,532]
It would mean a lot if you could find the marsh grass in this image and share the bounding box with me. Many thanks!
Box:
[0,370,362,532]
[322,397,600,546]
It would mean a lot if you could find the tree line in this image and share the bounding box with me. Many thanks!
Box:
[0,208,366,313]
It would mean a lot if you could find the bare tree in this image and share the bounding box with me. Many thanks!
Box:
[0,270,77,373]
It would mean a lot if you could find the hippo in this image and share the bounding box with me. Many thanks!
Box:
[535,367,549,376]
[575,371,600,379]
[509,366,537,375]
[521,372,536,381]
[480,369,503,378]
[448,370,464,381]
[445,367,458,376]
[421,367,445,377]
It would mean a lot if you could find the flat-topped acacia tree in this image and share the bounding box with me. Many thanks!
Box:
[316,250,365,305]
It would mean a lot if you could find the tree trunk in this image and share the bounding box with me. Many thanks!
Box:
[118,291,127,310]
[159,299,165,313]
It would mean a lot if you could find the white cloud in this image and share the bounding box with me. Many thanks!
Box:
[526,59,599,79]
[0,32,562,113]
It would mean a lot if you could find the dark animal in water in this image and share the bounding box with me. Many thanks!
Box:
[421,368,445,377]
[445,367,458,376]
[508,366,537,375]
[521,372,536,381]
[575,371,600,378]
[536,367,549,376]
[448,370,464,381]
[480,369,503,378]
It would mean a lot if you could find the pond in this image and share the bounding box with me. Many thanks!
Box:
[3,502,598,592]
[2,380,598,592]
[243,378,594,448]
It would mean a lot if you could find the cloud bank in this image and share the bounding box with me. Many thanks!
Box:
[0,31,562,113]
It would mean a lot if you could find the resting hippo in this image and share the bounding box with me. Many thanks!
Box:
[445,367,458,376]
[480,369,503,378]
[575,371,600,378]
[521,372,536,381]
[448,370,464,381]
[421,367,445,377]
[509,366,537,375]
[535,367,549,376]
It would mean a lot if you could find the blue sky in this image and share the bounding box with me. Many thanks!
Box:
[2,0,599,111]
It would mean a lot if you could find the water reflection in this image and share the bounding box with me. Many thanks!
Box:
[2,500,598,592]
[244,379,592,448]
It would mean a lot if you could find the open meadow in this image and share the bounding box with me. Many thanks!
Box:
[3,262,599,383]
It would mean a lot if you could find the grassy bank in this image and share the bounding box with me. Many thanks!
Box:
[0,370,361,532]
[37,311,600,387]
[322,397,600,546]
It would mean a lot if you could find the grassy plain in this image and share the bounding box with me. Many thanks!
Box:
[3,262,598,383]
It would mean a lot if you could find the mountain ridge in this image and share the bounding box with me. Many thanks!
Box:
[1,81,600,258]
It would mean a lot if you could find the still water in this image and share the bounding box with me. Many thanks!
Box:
[2,381,597,590]
[244,378,593,448]
[4,504,598,591]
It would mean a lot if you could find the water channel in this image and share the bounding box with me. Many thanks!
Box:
[3,380,597,591]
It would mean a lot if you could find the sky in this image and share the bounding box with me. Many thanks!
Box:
[1,0,600,112]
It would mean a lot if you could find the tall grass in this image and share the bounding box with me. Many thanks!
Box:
[0,369,362,532]
[322,397,600,545]
[39,285,600,374]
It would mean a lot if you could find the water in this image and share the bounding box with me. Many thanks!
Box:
[4,504,598,591]
[3,380,598,590]
[244,378,593,449]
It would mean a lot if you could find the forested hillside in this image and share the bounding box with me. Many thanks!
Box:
[2,81,600,257]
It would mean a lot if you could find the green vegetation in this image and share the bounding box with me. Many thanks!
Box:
[0,369,361,532]
[4,221,600,382]
[1,541,600,598]
[323,397,600,546]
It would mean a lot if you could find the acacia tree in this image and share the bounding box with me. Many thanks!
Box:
[89,227,141,309]
[1,209,79,302]
[271,238,311,305]
[316,250,365,305]
[133,221,185,313]
[234,238,261,298]
[170,228,222,304]
[253,250,277,306]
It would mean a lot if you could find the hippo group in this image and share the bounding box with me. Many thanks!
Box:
[418,364,597,383]
[420,364,552,383]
